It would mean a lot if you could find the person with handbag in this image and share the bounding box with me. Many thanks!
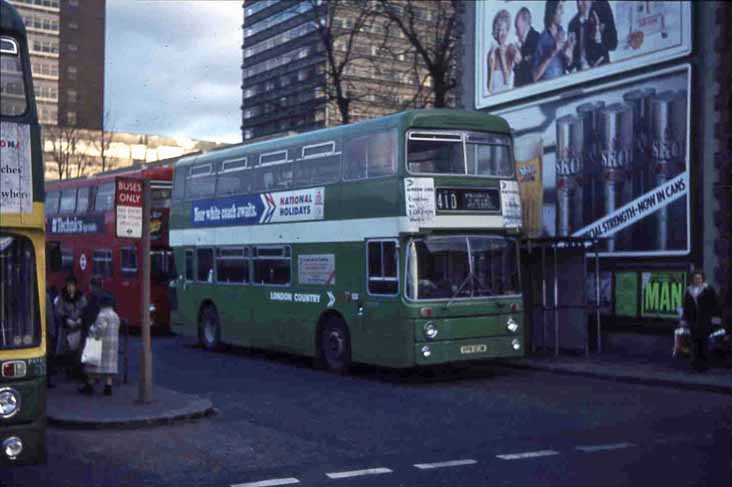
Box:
[79,293,120,396]
[681,271,722,372]
[54,275,87,378]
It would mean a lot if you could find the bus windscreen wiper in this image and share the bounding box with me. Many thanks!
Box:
[445,271,475,308]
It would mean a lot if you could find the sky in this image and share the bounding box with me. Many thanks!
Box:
[105,0,242,144]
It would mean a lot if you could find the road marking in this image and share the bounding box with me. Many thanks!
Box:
[325,467,393,479]
[576,442,636,452]
[414,459,478,469]
[496,450,559,460]
[231,478,300,487]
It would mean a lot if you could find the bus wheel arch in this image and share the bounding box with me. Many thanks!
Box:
[315,311,351,373]
[198,300,221,351]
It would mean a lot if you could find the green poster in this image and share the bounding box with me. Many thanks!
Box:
[640,271,687,318]
[615,272,638,317]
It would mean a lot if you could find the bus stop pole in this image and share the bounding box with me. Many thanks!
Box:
[138,179,153,403]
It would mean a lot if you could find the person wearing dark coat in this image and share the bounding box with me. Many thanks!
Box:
[54,275,87,379]
[681,271,722,372]
[513,6,541,87]
[568,0,617,71]
[46,289,57,388]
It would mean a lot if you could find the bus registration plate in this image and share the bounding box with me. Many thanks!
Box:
[460,344,487,355]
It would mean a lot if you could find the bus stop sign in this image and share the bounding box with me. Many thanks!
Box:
[115,177,143,238]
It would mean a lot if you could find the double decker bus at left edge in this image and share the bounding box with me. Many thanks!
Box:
[1,0,48,466]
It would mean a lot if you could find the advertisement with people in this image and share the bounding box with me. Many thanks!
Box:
[475,0,691,109]
[498,64,690,256]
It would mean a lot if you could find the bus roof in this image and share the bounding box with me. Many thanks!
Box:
[175,109,511,168]
[0,1,26,37]
[46,164,173,191]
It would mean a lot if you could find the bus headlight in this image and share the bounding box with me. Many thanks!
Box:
[423,322,438,340]
[511,338,521,351]
[0,388,21,419]
[3,436,23,460]
[507,317,519,333]
[421,345,432,358]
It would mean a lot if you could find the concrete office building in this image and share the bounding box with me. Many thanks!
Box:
[8,0,105,129]
[241,0,447,141]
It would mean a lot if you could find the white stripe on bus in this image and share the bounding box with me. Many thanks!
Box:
[170,215,506,246]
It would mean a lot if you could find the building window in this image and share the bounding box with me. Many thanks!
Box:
[67,44,79,53]
[67,66,77,80]
[69,0,79,6]
[244,129,253,140]
[68,21,79,30]
[67,89,77,104]
[66,111,77,126]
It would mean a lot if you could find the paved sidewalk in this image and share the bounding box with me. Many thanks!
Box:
[46,377,215,429]
[498,353,732,394]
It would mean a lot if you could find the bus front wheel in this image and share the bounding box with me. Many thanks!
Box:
[319,318,351,373]
[199,305,221,351]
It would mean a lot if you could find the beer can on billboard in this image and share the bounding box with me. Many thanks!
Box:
[555,115,584,237]
[515,133,544,238]
[576,101,605,224]
[650,91,687,250]
[598,103,633,252]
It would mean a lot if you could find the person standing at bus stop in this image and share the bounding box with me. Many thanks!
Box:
[79,293,120,396]
[54,275,87,379]
[681,271,722,372]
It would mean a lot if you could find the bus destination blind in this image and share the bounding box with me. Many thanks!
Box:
[435,188,500,213]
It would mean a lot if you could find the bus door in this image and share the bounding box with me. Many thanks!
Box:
[357,239,405,366]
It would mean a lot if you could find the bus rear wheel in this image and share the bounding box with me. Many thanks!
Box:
[319,318,351,373]
[198,305,221,351]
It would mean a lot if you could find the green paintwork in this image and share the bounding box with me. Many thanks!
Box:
[413,336,523,366]
[170,110,524,368]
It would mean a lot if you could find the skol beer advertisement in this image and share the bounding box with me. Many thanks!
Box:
[475,0,691,109]
[498,64,690,257]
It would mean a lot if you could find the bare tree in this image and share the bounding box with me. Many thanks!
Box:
[43,125,94,180]
[306,0,377,125]
[377,0,461,108]
[93,108,117,173]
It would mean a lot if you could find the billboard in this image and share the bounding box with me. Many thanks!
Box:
[475,1,692,109]
[640,271,686,318]
[498,64,690,257]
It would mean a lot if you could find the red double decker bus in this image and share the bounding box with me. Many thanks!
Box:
[44,163,175,329]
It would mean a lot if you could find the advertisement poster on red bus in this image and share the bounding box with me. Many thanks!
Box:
[497,64,690,257]
[475,1,691,109]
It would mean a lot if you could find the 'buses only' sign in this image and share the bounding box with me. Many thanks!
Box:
[116,177,143,238]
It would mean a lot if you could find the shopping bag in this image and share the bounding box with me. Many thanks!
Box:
[673,325,690,358]
[66,330,82,352]
[81,337,103,366]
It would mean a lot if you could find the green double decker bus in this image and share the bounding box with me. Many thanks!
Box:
[170,110,524,370]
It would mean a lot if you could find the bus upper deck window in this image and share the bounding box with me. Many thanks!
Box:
[0,36,27,117]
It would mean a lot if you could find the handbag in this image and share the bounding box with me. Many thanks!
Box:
[66,330,82,352]
[81,337,103,367]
